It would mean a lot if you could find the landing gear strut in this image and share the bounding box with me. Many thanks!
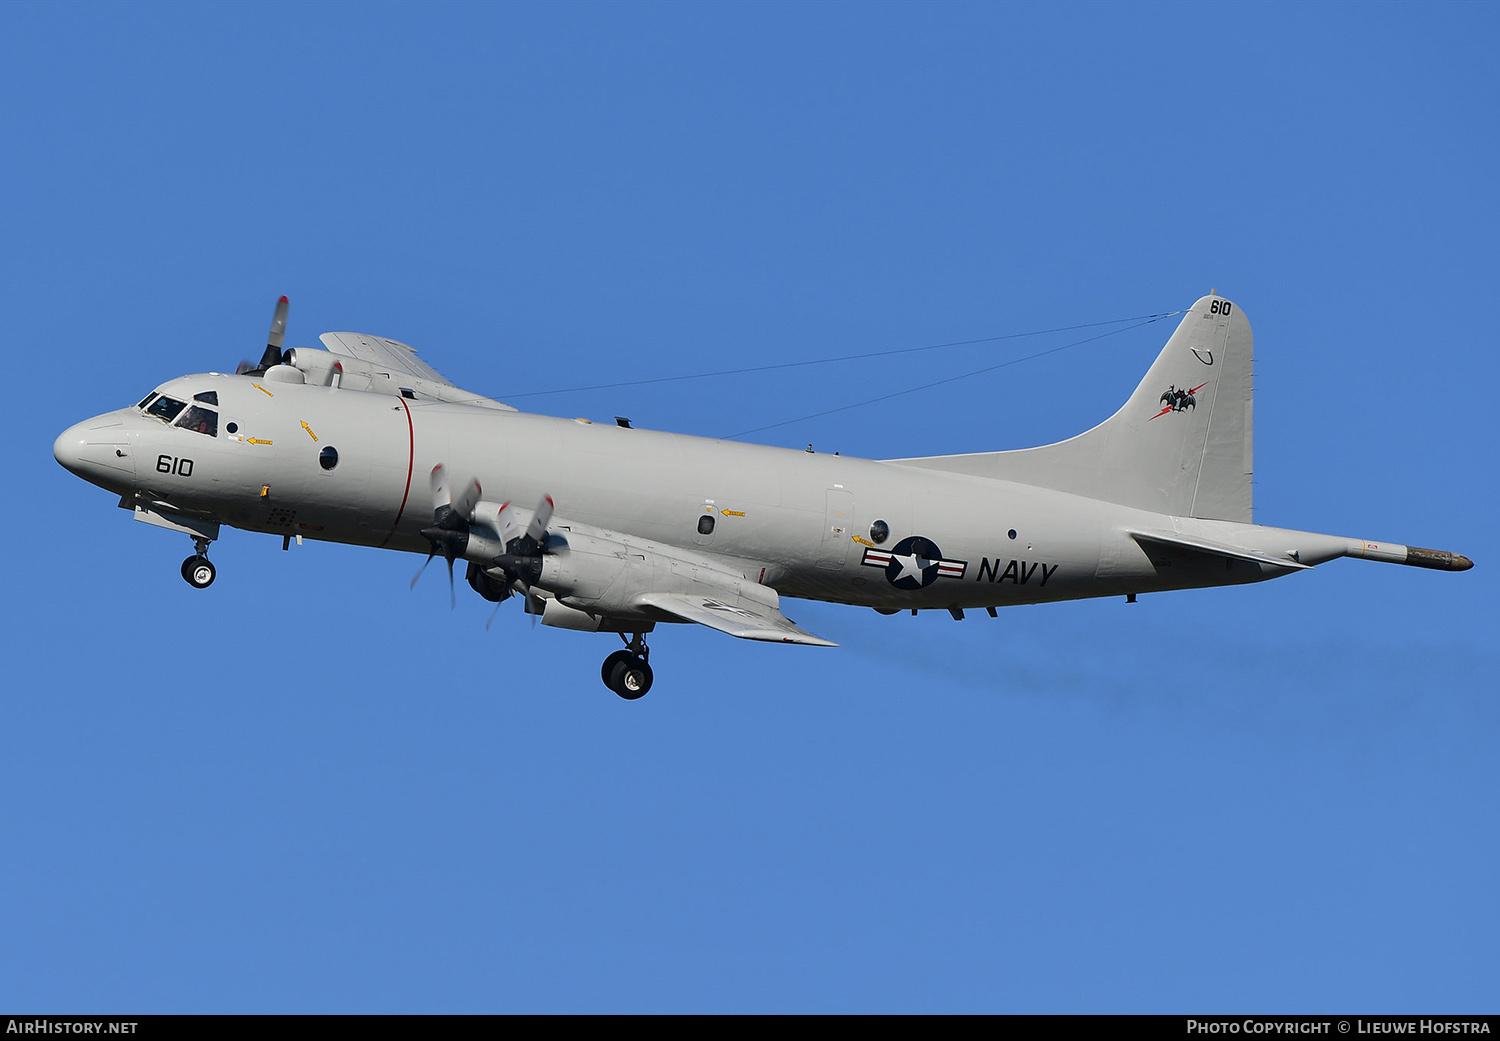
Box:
[601,632,653,699]
[181,536,215,589]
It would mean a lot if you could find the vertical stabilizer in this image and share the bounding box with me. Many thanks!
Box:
[887,294,1255,522]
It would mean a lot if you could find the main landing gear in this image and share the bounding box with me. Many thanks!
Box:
[601,632,653,700]
[181,536,215,589]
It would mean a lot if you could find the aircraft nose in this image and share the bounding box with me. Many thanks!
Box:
[53,421,91,476]
[54,413,137,489]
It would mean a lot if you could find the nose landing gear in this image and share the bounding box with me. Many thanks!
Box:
[181,536,216,589]
[601,632,653,699]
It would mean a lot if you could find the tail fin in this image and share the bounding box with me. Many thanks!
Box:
[888,293,1254,522]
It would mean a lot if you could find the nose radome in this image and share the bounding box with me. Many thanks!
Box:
[54,413,136,487]
[53,421,91,476]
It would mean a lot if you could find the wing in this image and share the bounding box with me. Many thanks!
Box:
[636,591,838,646]
[319,332,516,410]
[319,331,451,385]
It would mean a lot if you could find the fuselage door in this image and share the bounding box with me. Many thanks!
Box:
[817,488,854,570]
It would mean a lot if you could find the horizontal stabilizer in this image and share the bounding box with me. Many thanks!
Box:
[1129,529,1313,570]
[637,592,837,646]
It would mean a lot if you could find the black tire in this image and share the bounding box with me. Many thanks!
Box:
[601,650,633,688]
[181,555,215,589]
[608,655,653,700]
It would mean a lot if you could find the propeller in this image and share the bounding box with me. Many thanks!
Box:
[409,475,557,624]
[494,495,555,626]
[410,463,482,607]
[238,296,291,375]
[483,502,521,630]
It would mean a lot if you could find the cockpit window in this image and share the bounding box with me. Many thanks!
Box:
[176,405,218,437]
[193,391,218,405]
[138,392,158,410]
[145,396,187,423]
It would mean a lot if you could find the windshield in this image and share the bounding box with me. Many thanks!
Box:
[175,405,218,437]
[144,396,187,423]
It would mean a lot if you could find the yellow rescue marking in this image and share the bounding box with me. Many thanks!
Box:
[253,383,274,397]
[852,535,874,547]
[260,485,270,499]
[720,509,746,517]
[247,437,273,445]
[301,421,319,442]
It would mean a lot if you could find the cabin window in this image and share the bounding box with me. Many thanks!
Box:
[176,405,218,437]
[870,519,889,544]
[319,446,339,470]
[697,514,715,535]
[145,396,187,424]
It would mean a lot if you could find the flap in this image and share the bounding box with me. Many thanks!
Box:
[636,592,837,647]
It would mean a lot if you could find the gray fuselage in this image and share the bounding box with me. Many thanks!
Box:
[65,370,1311,613]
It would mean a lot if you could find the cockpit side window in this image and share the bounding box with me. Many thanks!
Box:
[145,396,187,423]
[176,405,218,437]
[138,392,158,410]
[193,391,218,405]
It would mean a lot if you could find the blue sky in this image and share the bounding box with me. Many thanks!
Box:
[3,2,1495,1012]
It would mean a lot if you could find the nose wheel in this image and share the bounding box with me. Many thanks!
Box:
[602,633,653,699]
[181,555,216,589]
[181,536,216,589]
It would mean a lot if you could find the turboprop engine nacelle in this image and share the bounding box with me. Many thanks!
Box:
[286,346,410,390]
[283,347,345,387]
[533,527,782,620]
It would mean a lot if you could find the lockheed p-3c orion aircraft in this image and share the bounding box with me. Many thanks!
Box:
[53,294,1472,698]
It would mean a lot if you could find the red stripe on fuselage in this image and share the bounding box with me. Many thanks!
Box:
[378,396,416,548]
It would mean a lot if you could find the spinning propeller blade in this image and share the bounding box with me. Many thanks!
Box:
[240,296,292,375]
[453,475,482,524]
[267,296,288,357]
[496,501,520,544]
[525,495,554,545]
[412,463,482,608]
